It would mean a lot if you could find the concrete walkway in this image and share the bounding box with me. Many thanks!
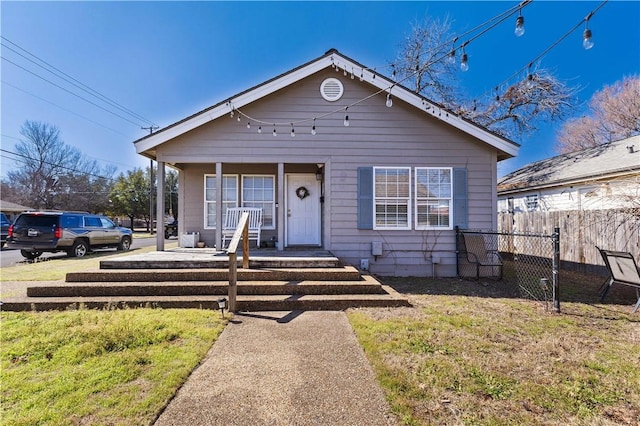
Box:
[154,311,398,426]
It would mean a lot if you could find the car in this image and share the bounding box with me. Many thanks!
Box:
[0,213,11,248]
[164,219,178,239]
[6,211,133,259]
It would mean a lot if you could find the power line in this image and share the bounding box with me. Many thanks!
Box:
[0,36,157,127]
[1,148,117,182]
[1,56,147,128]
[2,80,131,138]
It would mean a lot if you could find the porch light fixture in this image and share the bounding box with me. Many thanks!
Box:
[316,166,323,181]
[217,297,227,318]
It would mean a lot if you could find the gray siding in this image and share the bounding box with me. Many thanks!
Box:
[159,69,499,276]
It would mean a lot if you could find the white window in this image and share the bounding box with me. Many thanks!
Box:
[204,175,238,228]
[242,175,275,229]
[525,194,539,211]
[415,167,452,229]
[374,167,411,230]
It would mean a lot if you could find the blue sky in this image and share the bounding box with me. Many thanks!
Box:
[1,1,639,179]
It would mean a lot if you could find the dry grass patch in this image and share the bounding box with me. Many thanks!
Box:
[349,275,640,425]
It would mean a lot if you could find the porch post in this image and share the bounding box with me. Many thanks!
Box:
[277,162,285,251]
[216,162,223,250]
[156,161,165,251]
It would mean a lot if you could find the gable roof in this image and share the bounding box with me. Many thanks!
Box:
[134,49,519,160]
[498,135,640,194]
[0,200,34,213]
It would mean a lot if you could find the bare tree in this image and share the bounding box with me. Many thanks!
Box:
[556,75,640,153]
[392,17,577,140]
[3,120,115,211]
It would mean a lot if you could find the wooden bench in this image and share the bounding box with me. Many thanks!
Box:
[597,247,640,313]
[457,232,503,280]
[222,207,262,248]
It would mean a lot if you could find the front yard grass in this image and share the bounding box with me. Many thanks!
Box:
[349,274,640,425]
[1,308,226,425]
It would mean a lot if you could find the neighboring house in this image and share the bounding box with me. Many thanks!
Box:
[0,200,33,222]
[498,136,640,213]
[134,49,518,276]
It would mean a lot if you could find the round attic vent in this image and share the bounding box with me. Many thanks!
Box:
[320,78,344,101]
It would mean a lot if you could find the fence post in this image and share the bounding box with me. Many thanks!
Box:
[228,252,237,313]
[552,226,560,313]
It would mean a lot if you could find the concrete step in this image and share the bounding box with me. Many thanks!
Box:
[65,266,361,283]
[100,256,341,270]
[28,276,386,298]
[1,289,410,312]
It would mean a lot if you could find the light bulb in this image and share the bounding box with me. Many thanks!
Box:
[258,126,262,134]
[247,122,251,129]
[447,50,456,64]
[230,110,234,118]
[460,53,469,72]
[311,125,317,135]
[583,28,594,50]
[344,115,350,127]
[386,93,393,108]
[515,15,525,37]
[291,127,295,137]
[273,127,277,137]
[237,115,241,122]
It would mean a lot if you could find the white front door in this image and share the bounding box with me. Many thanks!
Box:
[286,174,321,246]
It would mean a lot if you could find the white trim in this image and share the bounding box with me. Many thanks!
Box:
[135,51,518,158]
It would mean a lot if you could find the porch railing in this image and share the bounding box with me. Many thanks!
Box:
[227,211,250,313]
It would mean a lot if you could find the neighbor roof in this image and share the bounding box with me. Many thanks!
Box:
[0,200,34,213]
[134,48,519,160]
[498,135,640,194]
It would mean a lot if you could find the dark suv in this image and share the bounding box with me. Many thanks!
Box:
[0,213,10,247]
[7,211,132,259]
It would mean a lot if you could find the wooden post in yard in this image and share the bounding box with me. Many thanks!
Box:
[228,251,237,313]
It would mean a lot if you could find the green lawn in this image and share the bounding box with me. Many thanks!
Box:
[349,276,640,425]
[1,308,226,425]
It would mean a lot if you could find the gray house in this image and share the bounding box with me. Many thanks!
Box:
[135,49,518,276]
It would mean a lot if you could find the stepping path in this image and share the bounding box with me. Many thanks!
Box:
[154,311,397,426]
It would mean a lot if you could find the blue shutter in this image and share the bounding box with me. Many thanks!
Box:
[357,167,373,230]
[453,168,468,229]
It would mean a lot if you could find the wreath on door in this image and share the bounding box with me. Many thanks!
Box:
[295,186,310,200]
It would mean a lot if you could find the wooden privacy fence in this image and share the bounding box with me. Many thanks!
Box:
[498,209,640,272]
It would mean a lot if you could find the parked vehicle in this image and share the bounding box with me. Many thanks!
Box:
[7,211,133,259]
[164,220,178,239]
[0,213,11,247]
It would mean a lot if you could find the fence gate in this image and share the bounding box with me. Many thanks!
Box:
[456,227,561,312]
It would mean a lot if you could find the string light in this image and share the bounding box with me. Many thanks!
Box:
[223,0,606,137]
[291,124,295,137]
[460,50,469,72]
[515,10,525,37]
[258,125,262,134]
[343,107,350,127]
[237,115,241,122]
[582,28,594,49]
[230,109,234,118]
[272,125,277,137]
[247,122,251,129]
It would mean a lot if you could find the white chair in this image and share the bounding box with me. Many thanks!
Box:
[221,207,262,248]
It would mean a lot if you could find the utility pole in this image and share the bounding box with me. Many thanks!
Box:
[142,126,159,234]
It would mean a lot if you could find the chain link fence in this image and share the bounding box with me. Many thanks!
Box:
[456,227,560,311]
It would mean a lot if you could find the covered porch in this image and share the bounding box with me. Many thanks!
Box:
[153,161,328,252]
